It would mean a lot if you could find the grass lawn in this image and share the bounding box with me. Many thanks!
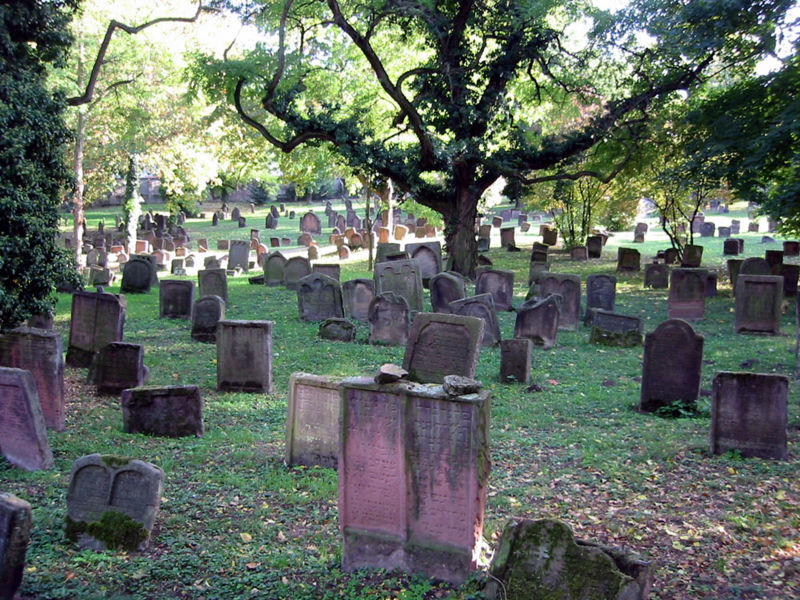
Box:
[5,201,799,599]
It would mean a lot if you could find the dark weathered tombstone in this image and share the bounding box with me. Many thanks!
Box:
[374,259,425,312]
[680,244,703,268]
[300,212,322,234]
[197,268,228,304]
[285,373,342,468]
[633,231,645,243]
[727,258,743,293]
[500,226,515,249]
[730,219,741,234]
[734,275,783,334]
[739,256,771,276]
[307,244,319,261]
[723,238,741,255]
[711,372,788,459]
[217,239,230,251]
[0,367,54,470]
[228,240,250,272]
[640,319,703,413]
[662,247,679,265]
[644,263,669,289]
[530,242,548,264]
[190,295,225,343]
[514,295,561,349]
[765,250,784,271]
[237,216,247,228]
[296,273,344,321]
[27,311,53,330]
[449,294,501,348]
[318,318,356,342]
[782,240,800,256]
[485,519,654,600]
[338,376,490,585]
[270,204,280,219]
[159,280,195,319]
[586,235,603,258]
[779,263,799,296]
[527,262,550,291]
[263,252,287,286]
[0,492,32,600]
[429,272,466,313]
[478,224,492,242]
[668,268,708,320]
[265,214,278,229]
[65,454,164,551]
[492,215,503,228]
[204,256,221,269]
[616,247,640,271]
[216,320,274,392]
[341,278,374,323]
[748,221,760,232]
[500,338,532,383]
[375,242,402,263]
[283,256,312,290]
[231,207,241,222]
[540,273,581,330]
[584,274,616,325]
[405,241,442,283]
[717,226,731,238]
[475,268,514,311]
[569,246,588,261]
[402,313,483,383]
[120,255,155,294]
[89,342,146,395]
[589,310,644,347]
[541,227,558,246]
[368,292,411,346]
[0,327,64,431]
[700,222,716,237]
[705,271,718,298]
[66,291,126,368]
[121,386,203,437]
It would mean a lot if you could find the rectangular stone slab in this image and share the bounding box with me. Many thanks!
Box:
[0,367,53,471]
[402,313,484,383]
[285,373,342,468]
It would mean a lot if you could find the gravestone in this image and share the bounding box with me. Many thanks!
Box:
[338,377,490,584]
[231,207,241,221]
[393,224,408,240]
[739,256,771,276]
[296,274,344,321]
[492,216,503,228]
[338,245,351,260]
[217,240,229,251]
[589,310,644,347]
[514,295,561,349]
[216,320,274,392]
[0,367,54,470]
[616,248,640,271]
[265,214,278,229]
[717,226,731,238]
[342,278,375,323]
[238,217,246,228]
[530,242,548,264]
[319,318,356,342]
[197,268,228,304]
[500,338,532,383]
[584,274,616,324]
[711,372,788,459]
[765,250,784,272]
[228,240,250,272]
[270,205,279,218]
[27,311,54,330]
[298,232,314,247]
[374,259,425,312]
[748,221,760,232]
[540,273,581,330]
[644,263,669,289]
[405,242,442,283]
[159,280,195,319]
[586,235,603,258]
[402,313,484,383]
[0,493,32,600]
[120,255,155,294]
[640,319,703,413]
[705,271,718,298]
[633,231,645,243]
[734,275,783,334]
[0,327,64,430]
[679,244,703,268]
[368,292,411,346]
[283,256,312,290]
[429,272,466,313]
[731,219,741,234]
[475,268,514,311]
[700,222,716,237]
[313,263,341,281]
[285,373,342,468]
[66,291,126,368]
[89,342,146,395]
[190,295,225,343]
[782,240,800,256]
[65,454,164,551]
[663,247,679,265]
[723,238,741,255]
[300,212,322,234]
[668,268,708,320]
[569,246,588,261]
[121,386,203,437]
[263,252,288,286]
[727,259,743,293]
[500,227,516,249]
[779,263,799,296]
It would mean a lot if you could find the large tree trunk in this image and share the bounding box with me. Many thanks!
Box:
[71,110,87,263]
[444,188,480,278]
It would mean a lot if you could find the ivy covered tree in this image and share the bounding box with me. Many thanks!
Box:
[0,0,82,331]
[196,0,795,276]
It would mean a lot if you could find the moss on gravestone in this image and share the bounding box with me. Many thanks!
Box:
[65,511,148,552]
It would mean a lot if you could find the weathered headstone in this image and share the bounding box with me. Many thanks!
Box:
[500,338,532,383]
[589,310,644,347]
[541,227,558,246]
[402,313,483,383]
[640,319,703,413]
[765,249,784,270]
[375,242,402,264]
[0,367,53,470]
[569,246,588,261]
[89,343,146,395]
[341,278,374,323]
[374,259,425,312]
[300,212,322,235]
[66,291,126,368]
[680,244,703,268]
[514,295,561,349]
[739,256,771,276]
[318,318,356,342]
[616,247,640,271]
[228,240,250,272]
[158,280,195,319]
[0,492,32,600]
[296,273,344,322]
[668,268,708,320]
[65,454,164,551]
[644,263,669,289]
[120,255,155,294]
[405,242,442,283]
[475,268,514,311]
[263,252,288,286]
[530,242,548,264]
[782,240,800,256]
[584,274,616,324]
[121,386,203,438]
[197,268,228,305]
[216,320,274,392]
[429,271,466,313]
[500,226,516,249]
[779,263,799,296]
[700,222,716,237]
[190,295,225,343]
[449,294,502,348]
[313,263,341,281]
[723,238,741,255]
[734,275,783,334]
[285,373,342,468]
[540,273,581,330]
[283,256,312,290]
[338,377,490,584]
[368,292,410,346]
[711,372,788,459]
[586,235,603,258]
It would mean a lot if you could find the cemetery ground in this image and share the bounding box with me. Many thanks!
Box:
[2,202,799,599]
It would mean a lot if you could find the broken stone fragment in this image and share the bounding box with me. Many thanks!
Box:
[443,375,482,396]
[374,363,408,384]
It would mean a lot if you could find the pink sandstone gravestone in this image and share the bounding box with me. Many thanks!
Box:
[0,367,54,470]
[216,320,274,392]
[285,373,342,468]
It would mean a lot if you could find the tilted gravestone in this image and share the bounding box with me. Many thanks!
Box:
[475,268,514,311]
[120,255,156,294]
[286,373,342,469]
[405,241,442,283]
[514,295,561,349]
[342,279,374,323]
[197,268,228,304]
[65,454,164,551]
[616,247,640,271]
[640,319,703,413]
[121,386,203,438]
[228,240,250,272]
[584,274,616,325]
[644,263,669,289]
[429,272,466,313]
[300,212,322,234]
[0,326,64,430]
[530,242,548,265]
[589,310,644,347]
[216,320,274,393]
[283,256,312,290]
[66,290,126,368]
[0,492,32,600]
[540,273,581,330]
[402,313,484,383]
[296,273,344,322]
[500,226,516,249]
[159,280,195,319]
[190,295,225,343]
[89,342,146,395]
[368,292,411,346]
[500,338,532,383]
[668,268,708,320]
[263,252,288,286]
[541,227,558,246]
[449,293,503,348]
[711,372,788,460]
[0,367,54,471]
[734,275,783,334]
[374,259,425,312]
[338,376,490,585]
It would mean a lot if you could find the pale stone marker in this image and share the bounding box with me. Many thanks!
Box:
[228,240,250,272]
[338,377,490,584]
[159,280,195,319]
[283,256,312,290]
[405,242,442,283]
[121,386,203,437]
[711,372,788,459]
[500,226,515,249]
[668,268,708,320]
[66,290,126,368]
[500,338,532,383]
[0,492,32,600]
[540,273,581,330]
[342,279,374,323]
[89,342,146,395]
[286,373,342,468]
[475,268,514,311]
[402,313,484,383]
[296,273,344,321]
[197,268,228,304]
[374,259,425,312]
[65,454,164,551]
[734,275,783,334]
[190,295,226,343]
[368,292,411,346]
[263,252,287,286]
[514,295,561,349]
[429,272,466,313]
[449,294,502,347]
[0,368,53,471]
[216,320,274,392]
